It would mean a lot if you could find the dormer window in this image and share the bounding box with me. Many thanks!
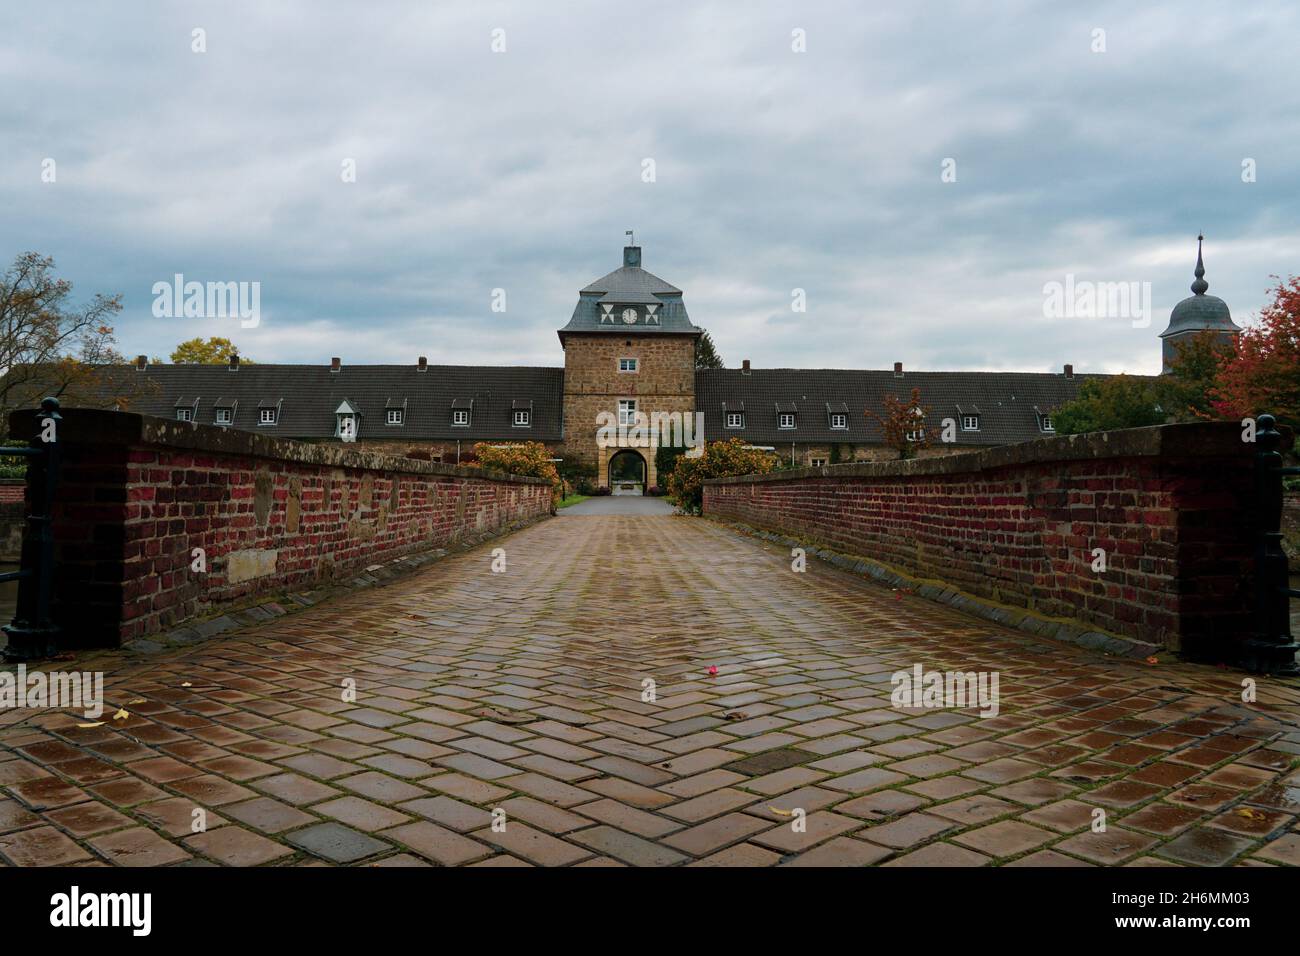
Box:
[387,409,404,425]
[452,409,469,426]
[619,358,638,373]
[726,412,744,429]
[259,407,277,425]
[1040,415,1055,433]
[778,413,796,429]
[215,408,233,425]
[176,408,192,422]
[830,414,847,429]
[962,415,979,431]
[513,410,531,427]
[906,426,925,441]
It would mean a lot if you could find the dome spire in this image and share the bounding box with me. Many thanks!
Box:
[1191,233,1209,295]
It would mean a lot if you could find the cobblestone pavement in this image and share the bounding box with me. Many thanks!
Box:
[2,514,1299,867]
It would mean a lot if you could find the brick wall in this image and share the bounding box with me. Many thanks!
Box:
[704,423,1278,657]
[9,408,553,647]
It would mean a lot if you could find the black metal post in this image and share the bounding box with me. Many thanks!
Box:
[3,397,61,661]
[1243,413,1299,676]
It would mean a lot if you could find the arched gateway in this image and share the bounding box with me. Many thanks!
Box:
[607,449,647,495]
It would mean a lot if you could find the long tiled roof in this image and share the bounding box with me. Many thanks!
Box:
[125,363,564,442]
[695,368,1102,446]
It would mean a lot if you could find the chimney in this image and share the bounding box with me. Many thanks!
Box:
[623,245,642,268]
[330,357,341,372]
[893,362,903,378]
[741,359,751,374]
[229,353,240,370]
[1063,363,1074,379]
[135,355,147,370]
[417,356,428,372]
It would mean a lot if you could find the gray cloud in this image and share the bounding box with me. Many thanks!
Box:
[2,0,1296,375]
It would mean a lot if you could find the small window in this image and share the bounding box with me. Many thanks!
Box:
[618,400,637,426]
[176,408,192,422]
[513,409,531,427]
[338,415,356,440]
[962,415,979,431]
[452,409,469,426]
[906,428,925,442]
[259,408,277,425]
[618,358,638,373]
[810,458,827,467]
[386,409,404,425]
[1040,415,1055,433]
[215,408,232,425]
[725,412,744,429]
[830,413,847,429]
[778,413,796,429]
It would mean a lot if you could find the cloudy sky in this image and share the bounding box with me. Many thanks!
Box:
[3,1,1297,375]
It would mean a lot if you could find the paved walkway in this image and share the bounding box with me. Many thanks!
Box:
[559,495,676,515]
[1,514,1299,867]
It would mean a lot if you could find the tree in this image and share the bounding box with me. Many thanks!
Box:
[665,438,780,513]
[867,387,931,459]
[1051,375,1166,435]
[695,330,724,369]
[1210,276,1300,429]
[170,337,251,364]
[0,251,140,421]
[1162,330,1234,422]
[472,441,561,507]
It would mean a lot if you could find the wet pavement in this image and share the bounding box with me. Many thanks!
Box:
[1,513,1298,867]
[559,496,676,516]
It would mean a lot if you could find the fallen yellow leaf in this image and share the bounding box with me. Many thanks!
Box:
[127,698,146,705]
[181,682,192,688]
[768,806,794,817]
[1236,808,1266,821]
[113,708,130,721]
[76,721,105,729]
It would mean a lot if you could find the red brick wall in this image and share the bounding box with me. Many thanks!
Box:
[703,424,1263,656]
[14,409,552,647]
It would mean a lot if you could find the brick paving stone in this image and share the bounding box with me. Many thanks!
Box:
[7,777,89,810]
[169,774,257,807]
[781,837,894,866]
[1252,833,1300,865]
[378,821,491,866]
[0,798,41,832]
[661,788,757,823]
[822,767,909,794]
[569,825,689,867]
[663,813,773,856]
[883,842,991,866]
[88,824,193,867]
[688,842,783,867]
[1154,827,1255,866]
[497,797,592,834]
[1052,828,1159,865]
[751,811,863,853]
[312,797,412,832]
[424,773,513,804]
[286,822,390,863]
[1004,849,1096,867]
[222,797,319,834]
[953,820,1055,858]
[184,825,294,866]
[658,769,748,798]
[397,795,493,832]
[337,771,427,803]
[475,823,591,866]
[1019,800,1100,833]
[859,812,955,849]
[1120,802,1206,836]
[253,773,341,805]
[134,798,228,837]
[0,826,92,866]
[833,789,929,820]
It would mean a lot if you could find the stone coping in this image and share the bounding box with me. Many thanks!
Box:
[704,420,1290,486]
[7,407,549,486]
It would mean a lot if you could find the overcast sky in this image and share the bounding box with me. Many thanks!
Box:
[3,1,1297,375]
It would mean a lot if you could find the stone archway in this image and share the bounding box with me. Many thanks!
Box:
[607,449,647,496]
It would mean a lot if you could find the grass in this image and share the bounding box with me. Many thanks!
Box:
[557,493,591,509]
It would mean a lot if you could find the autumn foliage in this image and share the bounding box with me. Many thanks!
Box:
[666,438,780,513]
[472,441,561,506]
[1209,276,1300,429]
[866,387,931,459]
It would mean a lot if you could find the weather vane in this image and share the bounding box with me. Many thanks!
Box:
[626,229,634,246]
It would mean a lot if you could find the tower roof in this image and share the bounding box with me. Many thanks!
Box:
[1160,235,1241,339]
[559,243,700,339]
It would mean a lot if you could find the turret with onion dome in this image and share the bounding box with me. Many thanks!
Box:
[1159,235,1241,373]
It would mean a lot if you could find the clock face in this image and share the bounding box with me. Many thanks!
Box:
[621,308,637,325]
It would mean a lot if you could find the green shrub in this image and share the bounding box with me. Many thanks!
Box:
[665,438,780,514]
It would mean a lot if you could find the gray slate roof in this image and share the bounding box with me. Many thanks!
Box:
[695,368,1101,446]
[125,363,564,442]
[560,246,699,338]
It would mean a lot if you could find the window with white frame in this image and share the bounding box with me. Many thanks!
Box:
[452,409,469,426]
[1040,415,1055,432]
[176,408,192,422]
[215,408,232,425]
[618,357,638,372]
[618,399,637,425]
[962,415,979,431]
[830,413,847,429]
[513,409,531,427]
[725,412,744,428]
[810,458,827,467]
[778,413,796,429]
[386,409,403,425]
[259,407,277,425]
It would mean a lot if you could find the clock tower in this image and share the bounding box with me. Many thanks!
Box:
[558,241,701,493]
